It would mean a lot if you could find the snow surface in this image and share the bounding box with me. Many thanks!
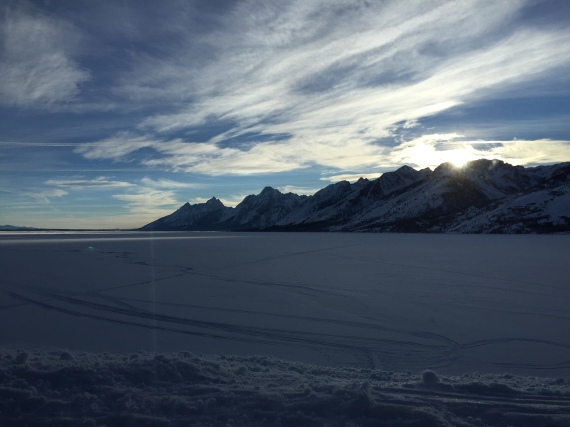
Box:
[1,348,569,426]
[1,231,570,425]
[449,183,570,233]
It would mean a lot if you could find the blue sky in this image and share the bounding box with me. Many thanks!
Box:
[1,0,570,229]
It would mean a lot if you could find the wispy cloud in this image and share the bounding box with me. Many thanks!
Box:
[26,188,67,204]
[112,190,177,206]
[45,176,133,188]
[483,139,570,166]
[112,188,179,218]
[278,186,321,196]
[139,177,201,189]
[74,132,158,161]
[3,1,570,229]
[136,0,526,123]
[0,6,89,108]
[192,196,242,208]
[73,0,570,175]
[38,173,203,221]
[388,135,570,169]
[78,133,388,175]
[78,130,570,177]
[140,0,554,139]
[320,173,381,183]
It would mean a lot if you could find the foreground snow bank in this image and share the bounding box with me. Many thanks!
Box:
[1,348,569,427]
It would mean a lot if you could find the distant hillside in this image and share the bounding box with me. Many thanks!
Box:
[0,225,38,231]
[141,159,570,233]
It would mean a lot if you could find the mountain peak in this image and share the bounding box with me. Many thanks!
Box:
[395,165,417,174]
[205,197,224,207]
[140,159,570,234]
[433,162,458,176]
[463,158,506,171]
[260,186,280,195]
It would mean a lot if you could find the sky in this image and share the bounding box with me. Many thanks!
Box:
[1,0,570,229]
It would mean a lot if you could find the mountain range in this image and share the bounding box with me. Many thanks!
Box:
[141,159,570,233]
[0,225,38,231]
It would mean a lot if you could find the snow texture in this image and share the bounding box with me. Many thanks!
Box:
[1,348,569,427]
[1,232,570,425]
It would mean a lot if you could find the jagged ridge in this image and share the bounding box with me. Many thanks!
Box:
[140,159,570,233]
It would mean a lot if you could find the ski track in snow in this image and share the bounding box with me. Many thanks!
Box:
[1,232,570,425]
[6,285,570,373]
[1,233,570,373]
[6,288,464,371]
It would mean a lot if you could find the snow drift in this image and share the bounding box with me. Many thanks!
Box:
[1,347,569,427]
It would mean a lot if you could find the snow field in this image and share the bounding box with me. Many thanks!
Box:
[1,231,569,425]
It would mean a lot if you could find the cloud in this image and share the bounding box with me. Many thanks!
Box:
[484,139,570,166]
[387,134,570,169]
[0,7,89,108]
[45,177,133,188]
[192,196,242,208]
[136,1,527,118]
[146,140,306,174]
[112,190,176,205]
[112,188,180,217]
[278,185,321,196]
[27,188,68,204]
[78,132,389,175]
[137,0,551,143]
[402,120,420,130]
[71,0,569,176]
[139,177,201,189]
[79,130,570,178]
[145,140,306,174]
[74,132,158,161]
[389,133,472,168]
[320,173,382,183]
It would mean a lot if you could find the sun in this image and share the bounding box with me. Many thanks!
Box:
[399,138,479,170]
[444,149,474,168]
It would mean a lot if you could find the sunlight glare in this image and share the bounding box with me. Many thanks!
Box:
[444,149,475,168]
[398,136,480,169]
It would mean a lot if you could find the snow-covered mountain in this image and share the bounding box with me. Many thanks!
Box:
[141,188,306,231]
[0,225,38,231]
[447,178,570,233]
[140,197,231,231]
[276,178,369,229]
[140,159,570,233]
[220,186,307,229]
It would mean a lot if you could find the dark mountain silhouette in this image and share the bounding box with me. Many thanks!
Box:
[141,159,570,233]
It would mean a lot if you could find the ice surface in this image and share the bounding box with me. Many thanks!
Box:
[1,232,569,425]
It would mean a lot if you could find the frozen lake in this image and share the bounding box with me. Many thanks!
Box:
[1,231,570,377]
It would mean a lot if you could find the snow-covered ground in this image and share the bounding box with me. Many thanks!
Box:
[1,232,569,425]
[2,348,569,427]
